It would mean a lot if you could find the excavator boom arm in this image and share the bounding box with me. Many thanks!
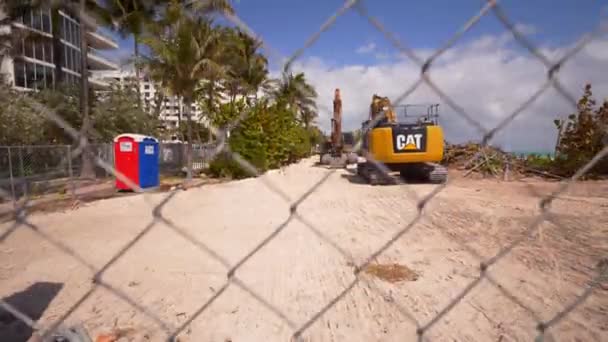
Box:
[370,95,396,123]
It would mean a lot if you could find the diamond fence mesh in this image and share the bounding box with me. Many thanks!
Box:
[1,0,608,341]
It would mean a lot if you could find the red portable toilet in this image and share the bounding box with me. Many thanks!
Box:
[113,133,160,190]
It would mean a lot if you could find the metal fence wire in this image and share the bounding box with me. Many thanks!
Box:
[1,0,608,341]
[0,143,213,206]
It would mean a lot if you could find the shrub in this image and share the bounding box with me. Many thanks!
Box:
[207,99,318,178]
[553,84,608,177]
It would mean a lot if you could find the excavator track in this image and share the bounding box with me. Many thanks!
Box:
[426,162,449,184]
[399,162,448,184]
[356,162,397,185]
[356,161,448,185]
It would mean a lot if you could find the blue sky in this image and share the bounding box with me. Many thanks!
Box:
[101,1,608,151]
[105,0,607,69]
[224,0,606,69]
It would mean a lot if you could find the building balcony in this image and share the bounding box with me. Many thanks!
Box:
[87,48,118,71]
[89,76,110,89]
[87,30,118,50]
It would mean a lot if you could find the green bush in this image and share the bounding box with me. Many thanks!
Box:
[525,154,554,170]
[207,98,318,178]
[208,152,251,179]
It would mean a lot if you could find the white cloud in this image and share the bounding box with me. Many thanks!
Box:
[288,32,608,152]
[356,42,376,54]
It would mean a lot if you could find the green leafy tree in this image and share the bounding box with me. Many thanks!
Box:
[0,81,161,145]
[0,83,80,145]
[91,84,160,140]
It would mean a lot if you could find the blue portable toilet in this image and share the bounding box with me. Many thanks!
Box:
[114,134,160,190]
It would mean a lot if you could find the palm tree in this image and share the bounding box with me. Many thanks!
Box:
[102,0,164,108]
[272,71,318,128]
[103,0,234,106]
[196,66,227,143]
[141,0,225,180]
[226,29,269,103]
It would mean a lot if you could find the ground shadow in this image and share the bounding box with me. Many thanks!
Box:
[0,282,63,342]
[340,173,369,184]
[311,161,334,169]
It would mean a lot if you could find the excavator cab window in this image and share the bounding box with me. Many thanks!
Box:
[342,132,355,146]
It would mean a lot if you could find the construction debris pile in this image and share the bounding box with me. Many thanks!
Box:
[441,142,562,180]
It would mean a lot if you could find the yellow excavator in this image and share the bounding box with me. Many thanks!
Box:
[357,94,448,184]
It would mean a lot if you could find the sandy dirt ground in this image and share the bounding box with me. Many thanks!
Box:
[1,158,607,342]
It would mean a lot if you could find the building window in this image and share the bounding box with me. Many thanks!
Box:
[35,40,44,61]
[32,9,42,31]
[63,45,68,69]
[73,49,79,72]
[16,39,24,56]
[35,64,45,88]
[23,9,32,27]
[64,73,73,86]
[42,10,51,33]
[25,62,36,89]
[45,66,54,88]
[14,60,25,88]
[60,16,66,40]
[60,45,80,73]
[13,60,57,90]
[65,19,80,46]
[75,25,80,47]
[66,18,72,44]
[44,42,53,63]
[24,40,33,58]
[68,46,73,70]
[63,16,74,44]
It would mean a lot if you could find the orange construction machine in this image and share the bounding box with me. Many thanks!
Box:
[319,88,358,167]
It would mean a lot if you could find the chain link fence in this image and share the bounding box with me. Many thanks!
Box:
[0,143,214,220]
[1,0,608,341]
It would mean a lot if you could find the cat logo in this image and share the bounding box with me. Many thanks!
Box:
[396,133,423,151]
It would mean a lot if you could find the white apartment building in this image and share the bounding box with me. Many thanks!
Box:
[92,69,206,129]
[0,5,118,91]
[93,69,265,130]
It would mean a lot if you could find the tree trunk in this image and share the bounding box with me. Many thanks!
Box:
[207,80,214,144]
[78,0,95,179]
[177,100,183,140]
[184,97,194,181]
[134,37,141,109]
